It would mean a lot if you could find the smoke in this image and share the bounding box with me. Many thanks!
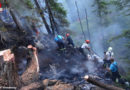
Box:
[58,0,94,23]
[85,60,96,73]
[58,0,130,73]
[59,0,126,56]
[91,22,123,57]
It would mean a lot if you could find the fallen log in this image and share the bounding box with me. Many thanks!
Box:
[84,75,124,90]
[20,79,57,90]
[20,79,80,90]
[0,49,21,88]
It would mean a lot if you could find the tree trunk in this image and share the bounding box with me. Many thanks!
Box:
[46,0,55,35]
[0,49,21,89]
[84,75,124,90]
[9,9,24,31]
[45,0,58,35]
[49,13,55,35]
[4,0,26,35]
[34,0,51,34]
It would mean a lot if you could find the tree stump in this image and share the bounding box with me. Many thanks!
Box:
[0,49,21,88]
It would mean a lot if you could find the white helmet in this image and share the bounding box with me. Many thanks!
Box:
[108,47,113,52]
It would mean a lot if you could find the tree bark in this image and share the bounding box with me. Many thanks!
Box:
[84,75,124,90]
[4,0,26,35]
[20,79,80,90]
[0,49,21,88]
[45,0,58,35]
[21,45,39,86]
[9,9,24,31]
[34,0,51,34]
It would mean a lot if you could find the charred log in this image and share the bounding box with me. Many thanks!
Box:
[84,75,124,90]
[20,79,80,90]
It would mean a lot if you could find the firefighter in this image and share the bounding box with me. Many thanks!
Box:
[107,58,121,82]
[106,47,114,60]
[81,40,90,52]
[54,35,65,50]
[103,51,108,68]
[66,33,75,47]
[79,40,90,57]
[105,47,114,67]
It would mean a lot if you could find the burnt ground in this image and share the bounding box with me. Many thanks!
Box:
[0,11,128,90]
[34,35,116,90]
[0,29,128,89]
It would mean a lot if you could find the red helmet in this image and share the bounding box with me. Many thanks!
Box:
[66,33,70,37]
[85,40,90,43]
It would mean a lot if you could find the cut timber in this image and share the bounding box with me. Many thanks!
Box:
[21,45,39,85]
[84,75,124,90]
[0,49,21,88]
[0,49,10,56]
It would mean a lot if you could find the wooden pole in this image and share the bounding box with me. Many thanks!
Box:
[75,1,86,40]
[85,9,92,48]
[84,9,101,57]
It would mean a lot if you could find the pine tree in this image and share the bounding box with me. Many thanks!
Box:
[46,0,69,33]
[92,0,109,24]
[34,0,52,34]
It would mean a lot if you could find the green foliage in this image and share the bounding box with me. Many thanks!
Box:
[109,30,130,43]
[24,0,34,9]
[122,71,130,82]
[109,0,123,9]
[24,16,41,23]
[0,27,8,32]
[125,42,130,48]
[93,0,130,25]
[48,0,68,26]
[110,30,130,71]
[109,0,130,16]
[92,0,111,25]
[92,0,109,17]
[49,0,67,17]
[24,16,43,28]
